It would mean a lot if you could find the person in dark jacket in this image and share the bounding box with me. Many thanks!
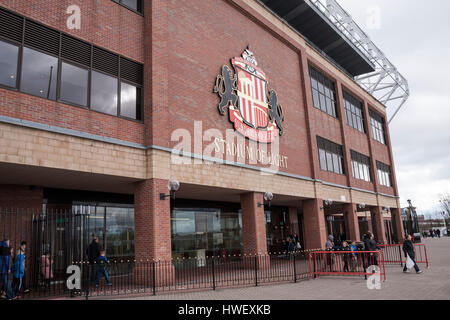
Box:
[403,235,423,274]
[86,237,101,284]
[0,239,14,300]
[341,241,351,272]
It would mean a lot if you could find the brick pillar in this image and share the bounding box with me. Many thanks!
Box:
[240,192,268,255]
[134,179,174,285]
[370,206,387,244]
[391,208,405,243]
[302,199,327,250]
[344,203,360,241]
[288,207,299,236]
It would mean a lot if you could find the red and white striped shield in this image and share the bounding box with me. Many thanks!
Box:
[235,68,269,129]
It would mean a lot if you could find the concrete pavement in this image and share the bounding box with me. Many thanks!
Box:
[114,238,450,300]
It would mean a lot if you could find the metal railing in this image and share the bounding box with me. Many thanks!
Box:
[25,252,311,299]
[379,244,429,268]
[309,250,386,282]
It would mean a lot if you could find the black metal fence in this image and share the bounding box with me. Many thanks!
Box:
[64,252,311,299]
[2,208,425,300]
[0,208,311,299]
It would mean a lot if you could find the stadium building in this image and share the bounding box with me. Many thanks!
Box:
[0,0,409,268]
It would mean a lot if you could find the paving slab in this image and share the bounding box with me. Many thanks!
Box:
[113,238,450,300]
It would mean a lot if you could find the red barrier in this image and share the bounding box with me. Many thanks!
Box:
[378,244,429,268]
[309,251,386,282]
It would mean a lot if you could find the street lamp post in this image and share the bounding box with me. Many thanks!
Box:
[407,199,418,235]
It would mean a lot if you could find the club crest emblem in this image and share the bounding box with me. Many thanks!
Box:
[214,47,285,143]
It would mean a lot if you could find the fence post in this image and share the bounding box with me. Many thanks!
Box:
[212,257,216,290]
[293,253,297,283]
[152,261,156,296]
[313,253,317,279]
[254,255,258,287]
[398,245,403,267]
[85,262,89,300]
[363,253,367,280]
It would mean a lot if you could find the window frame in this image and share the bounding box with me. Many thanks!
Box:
[350,150,372,183]
[19,45,59,101]
[0,10,144,123]
[58,59,90,109]
[112,0,144,15]
[317,136,345,175]
[0,37,21,90]
[376,161,393,187]
[343,90,366,134]
[369,109,387,145]
[309,66,338,118]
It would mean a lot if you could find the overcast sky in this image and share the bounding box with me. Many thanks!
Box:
[337,0,450,218]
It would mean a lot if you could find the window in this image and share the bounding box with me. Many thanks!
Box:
[317,136,345,175]
[120,82,141,120]
[0,8,144,121]
[20,47,58,100]
[60,62,89,107]
[309,66,337,117]
[113,0,143,13]
[370,110,386,144]
[343,90,365,133]
[376,161,392,187]
[351,150,371,182]
[91,71,118,116]
[171,208,243,260]
[0,40,19,88]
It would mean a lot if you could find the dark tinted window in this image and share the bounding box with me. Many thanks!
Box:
[370,110,386,144]
[309,66,337,117]
[60,62,89,107]
[114,0,143,13]
[20,47,58,100]
[376,161,392,187]
[343,91,365,133]
[317,136,345,175]
[91,71,118,116]
[120,82,141,120]
[351,150,371,182]
[0,40,19,88]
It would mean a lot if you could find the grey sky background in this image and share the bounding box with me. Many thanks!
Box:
[337,0,450,218]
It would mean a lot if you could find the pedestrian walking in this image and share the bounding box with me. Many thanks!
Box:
[342,241,351,272]
[40,251,53,288]
[86,236,101,284]
[95,250,112,287]
[0,239,15,300]
[403,235,423,274]
[350,241,358,271]
[12,242,28,297]
[325,235,334,271]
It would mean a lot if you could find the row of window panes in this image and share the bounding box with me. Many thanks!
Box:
[309,67,337,117]
[0,40,141,120]
[377,169,392,187]
[370,116,386,144]
[319,148,345,175]
[344,94,365,133]
[352,160,371,182]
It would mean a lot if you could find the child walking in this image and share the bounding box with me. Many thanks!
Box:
[95,250,112,287]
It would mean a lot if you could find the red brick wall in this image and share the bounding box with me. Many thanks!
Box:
[0,0,144,62]
[134,178,172,261]
[0,0,399,196]
[302,198,327,249]
[240,192,267,254]
[0,185,43,209]
[0,0,146,145]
